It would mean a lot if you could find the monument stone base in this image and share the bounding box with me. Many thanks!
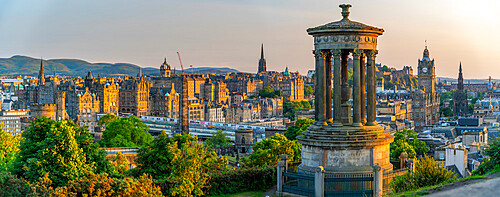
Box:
[297,124,393,174]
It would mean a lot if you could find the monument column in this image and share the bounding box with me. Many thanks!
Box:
[331,49,343,126]
[360,51,366,124]
[340,50,352,125]
[366,50,378,126]
[314,50,327,125]
[352,49,363,127]
[324,52,333,124]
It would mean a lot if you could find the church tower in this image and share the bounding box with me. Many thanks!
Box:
[454,62,468,116]
[258,44,267,73]
[38,58,45,85]
[160,57,171,77]
[418,45,436,93]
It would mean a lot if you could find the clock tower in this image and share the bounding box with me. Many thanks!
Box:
[418,45,435,93]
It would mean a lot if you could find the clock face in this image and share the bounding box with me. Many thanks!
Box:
[422,67,428,73]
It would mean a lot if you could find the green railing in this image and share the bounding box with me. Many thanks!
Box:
[283,170,315,197]
[324,173,374,197]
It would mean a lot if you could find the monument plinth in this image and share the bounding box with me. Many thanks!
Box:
[297,4,393,174]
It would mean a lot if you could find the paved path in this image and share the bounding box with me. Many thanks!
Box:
[426,178,500,197]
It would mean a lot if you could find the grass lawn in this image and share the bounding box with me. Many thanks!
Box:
[391,174,490,197]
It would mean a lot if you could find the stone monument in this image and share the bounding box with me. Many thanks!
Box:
[297,4,394,174]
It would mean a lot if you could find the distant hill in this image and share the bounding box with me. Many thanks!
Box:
[0,55,239,77]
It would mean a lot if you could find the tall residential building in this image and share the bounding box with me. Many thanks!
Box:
[76,88,100,132]
[258,44,267,73]
[413,46,440,132]
[119,75,151,116]
[148,85,180,118]
[454,62,468,116]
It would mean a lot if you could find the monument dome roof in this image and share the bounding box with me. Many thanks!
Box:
[307,4,383,35]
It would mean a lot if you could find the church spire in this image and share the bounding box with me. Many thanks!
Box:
[38,57,45,85]
[258,43,267,73]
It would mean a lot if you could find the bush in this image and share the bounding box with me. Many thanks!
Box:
[391,155,455,193]
[0,171,29,197]
[29,171,162,197]
[205,166,276,196]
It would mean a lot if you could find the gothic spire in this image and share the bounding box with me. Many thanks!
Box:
[38,57,45,85]
[260,43,264,59]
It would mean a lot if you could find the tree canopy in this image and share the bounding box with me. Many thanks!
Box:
[12,117,112,186]
[204,129,230,149]
[258,86,282,98]
[284,101,312,120]
[439,106,453,117]
[133,132,227,197]
[0,129,21,172]
[304,84,313,96]
[100,115,153,147]
[242,133,301,168]
[98,113,119,126]
[284,118,314,140]
[390,129,429,162]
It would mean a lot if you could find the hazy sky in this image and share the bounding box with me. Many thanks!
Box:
[1,0,499,78]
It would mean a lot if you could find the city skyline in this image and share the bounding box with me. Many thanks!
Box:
[1,0,499,78]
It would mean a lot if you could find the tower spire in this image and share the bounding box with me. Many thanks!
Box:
[38,57,45,85]
[261,43,264,59]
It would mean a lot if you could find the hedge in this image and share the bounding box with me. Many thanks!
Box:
[205,166,276,196]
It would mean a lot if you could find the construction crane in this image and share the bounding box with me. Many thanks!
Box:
[176,52,185,74]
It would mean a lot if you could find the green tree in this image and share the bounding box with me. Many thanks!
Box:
[100,115,153,147]
[284,118,314,140]
[0,171,28,197]
[391,155,455,193]
[259,86,281,98]
[98,113,119,126]
[111,151,130,176]
[0,129,21,172]
[439,106,453,117]
[13,117,92,186]
[474,137,500,175]
[304,84,313,96]
[242,133,301,168]
[390,129,429,161]
[284,101,312,120]
[382,65,391,72]
[204,129,230,149]
[133,132,227,197]
[385,80,394,90]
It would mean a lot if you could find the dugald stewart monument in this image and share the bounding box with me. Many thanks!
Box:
[297,4,394,174]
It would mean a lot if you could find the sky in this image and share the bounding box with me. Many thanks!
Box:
[1,0,500,78]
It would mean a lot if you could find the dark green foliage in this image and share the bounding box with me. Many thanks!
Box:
[100,115,153,147]
[385,80,394,90]
[381,65,391,72]
[98,113,119,126]
[473,137,500,175]
[284,118,314,140]
[242,133,301,167]
[439,107,453,117]
[259,86,282,98]
[205,167,276,196]
[205,129,230,149]
[0,171,29,197]
[12,117,110,187]
[284,101,312,120]
[391,155,455,193]
[133,132,227,196]
[304,84,313,96]
[390,129,429,161]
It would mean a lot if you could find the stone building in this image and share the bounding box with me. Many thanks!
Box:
[235,129,253,153]
[119,75,151,116]
[188,97,204,121]
[76,88,100,132]
[94,80,119,115]
[454,63,468,116]
[148,85,180,118]
[205,103,225,122]
[160,58,171,77]
[413,46,440,132]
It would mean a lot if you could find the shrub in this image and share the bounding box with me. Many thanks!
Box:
[391,155,455,193]
[205,166,276,196]
[0,171,29,197]
[473,137,500,175]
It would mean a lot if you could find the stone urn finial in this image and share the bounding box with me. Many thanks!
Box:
[339,4,352,20]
